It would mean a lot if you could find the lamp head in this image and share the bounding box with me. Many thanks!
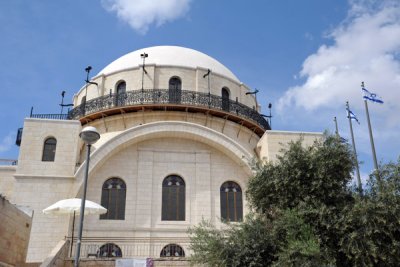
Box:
[79,126,100,145]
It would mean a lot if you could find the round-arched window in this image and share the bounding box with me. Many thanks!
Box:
[100,178,126,220]
[220,181,243,222]
[98,243,122,257]
[42,137,57,162]
[162,175,185,221]
[160,244,185,257]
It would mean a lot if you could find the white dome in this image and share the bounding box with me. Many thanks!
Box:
[97,46,240,82]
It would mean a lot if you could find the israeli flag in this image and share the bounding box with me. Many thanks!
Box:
[362,87,384,104]
[347,109,360,124]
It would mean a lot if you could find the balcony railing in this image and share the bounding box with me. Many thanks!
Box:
[67,237,191,260]
[0,159,18,166]
[68,89,270,131]
[30,113,70,120]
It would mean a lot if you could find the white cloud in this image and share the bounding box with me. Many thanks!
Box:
[277,0,400,165]
[279,1,400,114]
[0,132,14,153]
[102,0,192,34]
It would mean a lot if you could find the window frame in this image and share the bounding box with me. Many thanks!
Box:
[220,181,243,222]
[160,244,185,257]
[42,137,57,162]
[161,175,186,221]
[100,177,127,220]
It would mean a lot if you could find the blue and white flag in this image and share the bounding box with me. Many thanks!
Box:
[362,87,384,104]
[347,109,360,124]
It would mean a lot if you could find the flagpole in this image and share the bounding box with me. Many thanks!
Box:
[361,82,382,192]
[334,116,339,136]
[346,101,362,195]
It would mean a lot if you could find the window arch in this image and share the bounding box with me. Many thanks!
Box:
[162,175,185,221]
[221,87,230,111]
[220,181,243,222]
[160,244,185,257]
[42,137,57,161]
[100,178,126,220]
[115,81,126,106]
[169,77,182,103]
[98,243,122,257]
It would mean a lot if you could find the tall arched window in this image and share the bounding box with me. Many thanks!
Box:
[98,243,122,257]
[100,178,126,220]
[160,244,185,257]
[169,77,182,103]
[220,181,243,222]
[162,175,185,221]
[115,81,126,106]
[221,87,230,112]
[42,137,57,162]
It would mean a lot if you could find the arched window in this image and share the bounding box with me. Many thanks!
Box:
[221,87,230,112]
[220,181,243,222]
[100,178,126,220]
[169,77,182,103]
[162,175,185,221]
[160,244,185,257]
[98,243,122,257]
[115,81,126,106]
[42,137,57,161]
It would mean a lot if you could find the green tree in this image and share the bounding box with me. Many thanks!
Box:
[189,136,400,266]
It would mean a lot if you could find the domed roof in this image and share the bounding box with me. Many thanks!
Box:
[97,46,240,82]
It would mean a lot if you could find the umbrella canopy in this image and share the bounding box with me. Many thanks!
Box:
[43,198,107,215]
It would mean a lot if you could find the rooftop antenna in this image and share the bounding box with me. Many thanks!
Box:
[140,52,148,91]
[59,91,73,116]
[261,103,273,129]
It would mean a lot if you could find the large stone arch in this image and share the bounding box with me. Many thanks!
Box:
[72,121,254,194]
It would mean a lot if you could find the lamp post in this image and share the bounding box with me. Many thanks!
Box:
[74,126,100,267]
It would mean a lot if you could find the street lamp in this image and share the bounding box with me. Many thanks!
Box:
[74,126,100,267]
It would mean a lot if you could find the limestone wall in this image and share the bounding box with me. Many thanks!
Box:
[0,195,33,266]
[0,166,16,199]
[16,119,81,178]
[257,130,323,162]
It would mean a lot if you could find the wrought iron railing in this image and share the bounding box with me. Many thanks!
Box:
[67,237,191,260]
[30,113,69,120]
[0,159,18,166]
[68,89,270,130]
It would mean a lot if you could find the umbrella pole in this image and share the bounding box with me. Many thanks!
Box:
[70,211,75,257]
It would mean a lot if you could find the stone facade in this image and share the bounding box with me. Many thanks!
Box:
[0,195,33,266]
[0,46,323,265]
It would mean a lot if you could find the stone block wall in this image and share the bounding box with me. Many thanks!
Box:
[0,195,33,266]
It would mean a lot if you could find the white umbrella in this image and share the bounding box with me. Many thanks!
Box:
[43,198,107,215]
[43,198,107,257]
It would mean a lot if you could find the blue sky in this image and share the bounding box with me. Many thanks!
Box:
[0,0,399,181]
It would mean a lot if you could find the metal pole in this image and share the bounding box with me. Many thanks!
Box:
[334,116,339,136]
[364,99,382,190]
[70,211,75,257]
[346,102,363,195]
[74,144,91,267]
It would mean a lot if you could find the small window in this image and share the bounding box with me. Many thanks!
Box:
[169,77,182,103]
[222,87,230,112]
[220,181,243,222]
[160,244,185,257]
[42,137,57,162]
[115,81,126,106]
[100,178,126,220]
[162,175,185,221]
[98,243,122,257]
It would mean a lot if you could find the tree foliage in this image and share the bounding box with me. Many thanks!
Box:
[189,135,400,266]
